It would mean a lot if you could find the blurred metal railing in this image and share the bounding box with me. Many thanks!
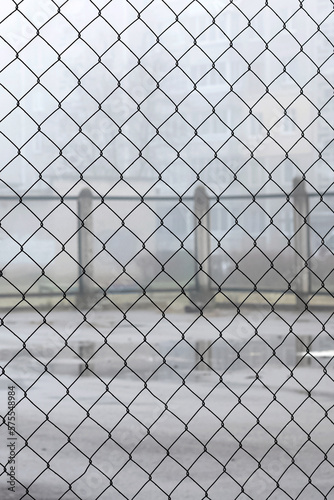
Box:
[1,187,334,303]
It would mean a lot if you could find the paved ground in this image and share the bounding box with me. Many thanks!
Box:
[0,304,334,499]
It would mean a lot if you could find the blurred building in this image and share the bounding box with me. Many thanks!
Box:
[2,0,333,196]
[1,0,333,291]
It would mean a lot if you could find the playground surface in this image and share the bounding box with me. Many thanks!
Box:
[0,304,334,499]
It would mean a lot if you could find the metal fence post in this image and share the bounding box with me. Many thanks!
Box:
[77,188,94,308]
[191,185,213,308]
[292,176,310,309]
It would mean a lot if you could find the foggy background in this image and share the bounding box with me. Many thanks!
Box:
[0,0,333,300]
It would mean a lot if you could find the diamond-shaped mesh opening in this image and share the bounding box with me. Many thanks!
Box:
[1,1,334,498]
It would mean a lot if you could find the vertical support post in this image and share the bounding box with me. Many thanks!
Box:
[292,177,310,309]
[191,185,212,308]
[78,188,94,308]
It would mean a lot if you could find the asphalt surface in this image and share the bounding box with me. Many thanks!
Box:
[0,305,334,499]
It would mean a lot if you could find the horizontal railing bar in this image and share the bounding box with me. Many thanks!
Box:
[0,192,333,203]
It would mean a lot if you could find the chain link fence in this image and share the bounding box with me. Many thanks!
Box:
[1,0,334,498]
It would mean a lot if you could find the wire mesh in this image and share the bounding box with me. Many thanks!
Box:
[1,0,334,498]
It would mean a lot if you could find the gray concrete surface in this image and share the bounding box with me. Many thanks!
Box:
[0,305,334,499]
